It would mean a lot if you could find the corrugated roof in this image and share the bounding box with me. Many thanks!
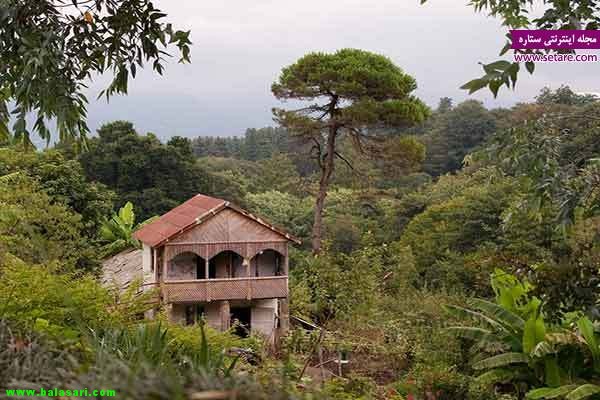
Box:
[133,193,300,247]
[133,194,225,247]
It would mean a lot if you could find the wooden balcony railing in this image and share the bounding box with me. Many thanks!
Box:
[162,276,288,303]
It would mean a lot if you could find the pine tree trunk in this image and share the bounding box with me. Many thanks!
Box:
[311,129,337,254]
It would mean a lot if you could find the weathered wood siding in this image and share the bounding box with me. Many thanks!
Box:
[170,208,284,244]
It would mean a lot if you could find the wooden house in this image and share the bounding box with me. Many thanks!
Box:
[106,194,300,343]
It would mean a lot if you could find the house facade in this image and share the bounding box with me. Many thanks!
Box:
[132,194,300,342]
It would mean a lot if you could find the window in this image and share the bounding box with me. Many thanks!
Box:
[185,305,205,325]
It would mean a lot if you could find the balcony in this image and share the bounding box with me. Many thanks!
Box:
[162,276,288,303]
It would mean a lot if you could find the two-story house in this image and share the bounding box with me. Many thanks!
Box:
[103,194,300,343]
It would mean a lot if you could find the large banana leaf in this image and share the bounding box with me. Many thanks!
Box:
[119,201,135,228]
[472,352,530,370]
[444,304,514,333]
[469,298,525,332]
[531,341,556,358]
[446,326,496,342]
[566,384,600,400]
[523,313,546,354]
[527,385,578,399]
[544,357,561,388]
[476,368,523,384]
[577,317,600,373]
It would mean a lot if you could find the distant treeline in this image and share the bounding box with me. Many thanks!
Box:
[192,127,292,161]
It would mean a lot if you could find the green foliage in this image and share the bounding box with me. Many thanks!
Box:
[0,173,97,270]
[400,170,521,291]
[419,100,497,176]
[79,121,216,221]
[246,190,313,242]
[0,259,126,339]
[0,0,190,146]
[0,146,115,237]
[99,201,151,258]
[450,271,600,400]
[0,320,75,388]
[536,86,598,106]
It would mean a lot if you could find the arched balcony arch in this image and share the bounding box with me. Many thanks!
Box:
[168,251,207,280]
[209,250,245,279]
[249,249,285,277]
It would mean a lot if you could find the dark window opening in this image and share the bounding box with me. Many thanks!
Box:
[230,307,251,337]
[185,305,205,325]
[208,260,217,279]
[196,256,206,279]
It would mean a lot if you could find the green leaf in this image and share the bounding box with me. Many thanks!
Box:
[476,368,522,384]
[460,78,489,94]
[484,60,512,72]
[523,313,546,354]
[577,316,600,372]
[525,61,535,74]
[446,326,495,342]
[468,298,525,332]
[472,352,529,370]
[566,384,600,400]
[527,385,578,399]
[119,201,135,227]
[544,357,561,387]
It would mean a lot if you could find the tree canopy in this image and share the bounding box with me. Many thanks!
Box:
[272,48,429,252]
[0,0,191,147]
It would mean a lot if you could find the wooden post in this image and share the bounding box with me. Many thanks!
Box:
[279,299,289,333]
[244,258,250,277]
[243,258,251,300]
[204,258,209,280]
[162,247,168,282]
[219,300,230,331]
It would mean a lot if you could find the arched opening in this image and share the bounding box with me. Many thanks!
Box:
[169,251,206,280]
[209,250,244,279]
[250,249,284,277]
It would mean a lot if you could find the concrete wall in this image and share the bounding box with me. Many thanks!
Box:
[142,244,154,284]
[205,302,222,330]
[251,299,278,340]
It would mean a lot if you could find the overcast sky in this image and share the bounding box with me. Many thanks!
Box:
[83,0,600,140]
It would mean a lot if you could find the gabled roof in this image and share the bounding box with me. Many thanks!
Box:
[133,194,301,247]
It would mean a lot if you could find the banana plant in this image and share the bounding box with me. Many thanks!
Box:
[99,202,157,258]
[525,317,600,400]
[445,270,564,394]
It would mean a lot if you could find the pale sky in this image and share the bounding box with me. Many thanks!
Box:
[82,0,600,140]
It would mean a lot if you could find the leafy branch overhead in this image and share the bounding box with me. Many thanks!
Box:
[422,0,600,96]
[0,0,192,147]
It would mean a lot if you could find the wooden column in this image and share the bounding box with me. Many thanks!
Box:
[162,247,168,282]
[219,300,230,331]
[152,248,158,283]
[243,258,250,277]
[243,258,251,299]
[204,258,209,280]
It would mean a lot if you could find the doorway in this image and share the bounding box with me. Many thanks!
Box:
[230,307,251,337]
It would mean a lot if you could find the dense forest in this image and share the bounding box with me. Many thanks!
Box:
[1,80,600,400]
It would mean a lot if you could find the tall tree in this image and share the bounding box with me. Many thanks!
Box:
[272,48,429,252]
[0,0,191,147]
